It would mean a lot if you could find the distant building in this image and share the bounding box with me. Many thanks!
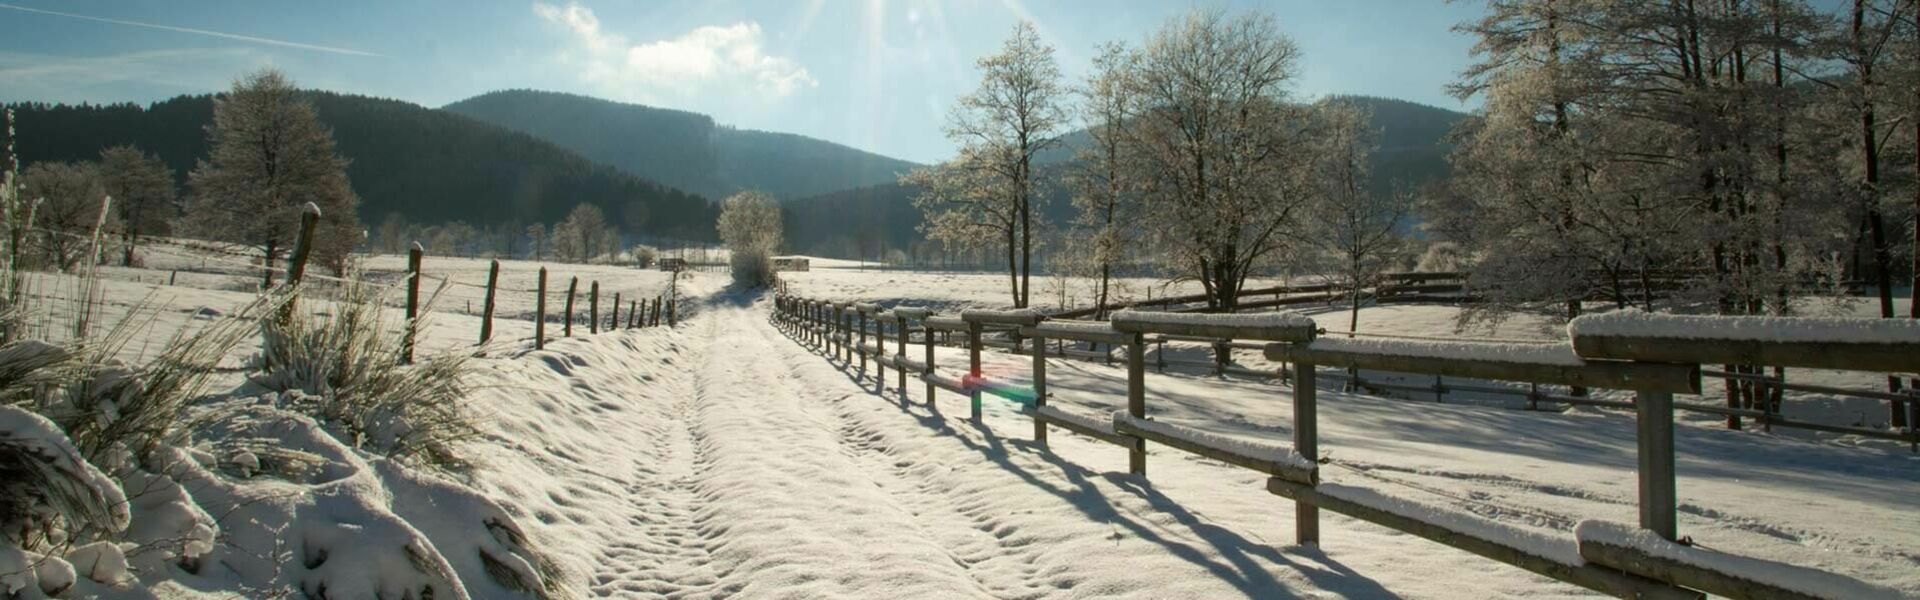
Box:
[773,257,811,272]
[658,257,687,272]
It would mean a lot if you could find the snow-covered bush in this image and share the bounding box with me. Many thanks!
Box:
[253,276,479,469]
[718,191,782,289]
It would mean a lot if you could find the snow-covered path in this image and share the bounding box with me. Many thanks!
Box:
[461,284,1918,598]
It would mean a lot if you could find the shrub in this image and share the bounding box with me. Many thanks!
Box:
[252,275,478,469]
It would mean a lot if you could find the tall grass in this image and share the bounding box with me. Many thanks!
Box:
[253,274,479,469]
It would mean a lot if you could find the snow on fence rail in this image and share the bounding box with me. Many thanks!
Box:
[771,294,1917,600]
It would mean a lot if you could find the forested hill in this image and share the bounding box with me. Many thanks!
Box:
[788,96,1471,259]
[1037,95,1470,196]
[6,93,720,241]
[442,90,920,202]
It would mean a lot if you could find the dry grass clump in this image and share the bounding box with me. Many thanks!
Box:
[253,275,479,469]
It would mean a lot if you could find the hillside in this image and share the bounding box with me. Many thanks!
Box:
[6,93,720,241]
[443,90,920,202]
[789,97,1469,260]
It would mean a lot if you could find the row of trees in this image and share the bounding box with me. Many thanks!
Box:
[1438,0,1918,326]
[374,203,641,265]
[912,12,1413,324]
[12,146,173,270]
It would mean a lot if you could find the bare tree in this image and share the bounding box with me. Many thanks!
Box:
[1119,10,1311,311]
[1303,103,1411,334]
[941,21,1068,308]
[96,145,174,266]
[553,203,608,263]
[20,161,110,270]
[526,222,547,260]
[185,68,360,286]
[905,146,1021,289]
[1069,43,1139,318]
[717,190,782,287]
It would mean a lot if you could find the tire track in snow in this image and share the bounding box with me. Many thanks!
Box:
[756,313,1067,600]
[583,320,723,598]
[647,297,988,598]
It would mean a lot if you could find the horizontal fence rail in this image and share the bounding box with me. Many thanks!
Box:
[770,294,1916,600]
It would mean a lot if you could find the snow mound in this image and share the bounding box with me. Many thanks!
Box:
[1569,309,1920,344]
[1575,520,1903,600]
[1307,336,1585,366]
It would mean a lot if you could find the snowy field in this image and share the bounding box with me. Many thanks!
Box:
[455,279,1917,597]
[11,249,1914,598]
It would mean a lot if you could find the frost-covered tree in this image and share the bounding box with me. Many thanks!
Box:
[1068,43,1140,317]
[1118,10,1312,311]
[553,203,608,263]
[96,146,173,266]
[937,21,1068,308]
[526,222,547,260]
[20,161,111,271]
[185,69,360,285]
[717,190,782,287]
[1302,103,1411,333]
[905,147,1022,292]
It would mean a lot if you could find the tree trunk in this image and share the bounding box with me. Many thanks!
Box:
[1855,0,1902,408]
[1006,226,1020,307]
[262,239,277,288]
[122,228,137,267]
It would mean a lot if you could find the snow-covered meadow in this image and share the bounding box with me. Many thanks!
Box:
[4,250,1914,598]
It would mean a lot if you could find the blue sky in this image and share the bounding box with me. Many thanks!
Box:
[0,0,1487,163]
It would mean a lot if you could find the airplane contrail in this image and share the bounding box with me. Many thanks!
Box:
[0,2,381,57]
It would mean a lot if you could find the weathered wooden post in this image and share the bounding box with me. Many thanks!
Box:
[923,317,937,410]
[857,306,870,374]
[563,277,577,337]
[968,320,983,422]
[876,312,890,390]
[1294,360,1319,545]
[666,297,674,327]
[402,242,423,364]
[611,292,622,333]
[1213,340,1230,376]
[1636,387,1677,541]
[1126,331,1147,474]
[1031,328,1049,447]
[280,202,321,322]
[589,281,600,334]
[479,259,499,345]
[535,267,547,350]
[895,312,909,395]
[627,299,637,328]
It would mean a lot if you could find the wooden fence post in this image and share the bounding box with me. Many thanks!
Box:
[877,316,890,391]
[589,281,600,334]
[1213,340,1230,376]
[654,296,663,327]
[968,321,983,422]
[923,319,936,411]
[1294,361,1319,545]
[280,202,321,321]
[857,309,870,374]
[628,299,637,328]
[1032,330,1049,446]
[895,313,908,396]
[564,277,577,337]
[667,297,674,327]
[1637,386,1678,541]
[402,242,422,364]
[535,267,547,350]
[611,292,621,333]
[1126,332,1147,475]
[479,259,499,345]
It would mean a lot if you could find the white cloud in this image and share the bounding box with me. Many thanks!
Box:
[532,2,817,101]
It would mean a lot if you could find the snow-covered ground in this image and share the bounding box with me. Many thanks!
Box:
[11,250,1914,598]
[457,277,1917,597]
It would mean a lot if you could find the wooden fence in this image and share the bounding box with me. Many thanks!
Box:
[393,243,679,362]
[771,293,1918,600]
